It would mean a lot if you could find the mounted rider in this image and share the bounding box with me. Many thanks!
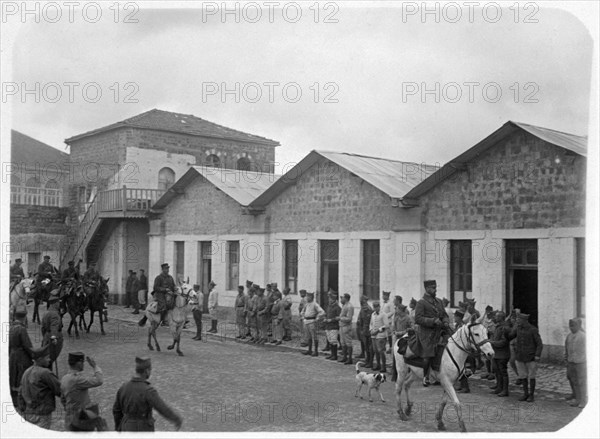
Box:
[413,280,450,386]
[138,263,175,327]
[62,260,82,282]
[10,258,25,283]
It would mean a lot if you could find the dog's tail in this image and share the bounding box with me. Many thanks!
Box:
[356,361,365,374]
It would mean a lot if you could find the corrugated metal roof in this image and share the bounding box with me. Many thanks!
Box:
[152,167,281,209]
[250,150,438,209]
[319,151,438,199]
[404,121,588,201]
[65,109,280,146]
[512,121,587,157]
[192,167,281,206]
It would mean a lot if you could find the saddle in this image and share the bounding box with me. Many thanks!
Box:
[403,332,446,372]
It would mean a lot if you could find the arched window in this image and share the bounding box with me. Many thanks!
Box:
[206,154,221,168]
[25,177,40,205]
[236,157,252,171]
[11,175,21,204]
[45,180,60,206]
[158,167,175,191]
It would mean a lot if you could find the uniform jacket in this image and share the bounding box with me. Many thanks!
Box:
[281,294,293,319]
[510,323,543,362]
[20,365,61,415]
[61,366,104,427]
[113,377,181,432]
[298,297,308,316]
[138,274,148,290]
[414,293,449,358]
[324,302,341,330]
[369,311,389,339]
[490,321,511,359]
[82,268,100,284]
[356,304,373,335]
[10,264,25,281]
[9,321,33,390]
[339,303,354,327]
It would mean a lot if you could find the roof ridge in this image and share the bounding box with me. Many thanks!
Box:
[316,150,438,168]
[511,120,587,139]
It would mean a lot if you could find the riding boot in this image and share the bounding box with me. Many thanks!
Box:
[312,340,319,357]
[498,375,509,397]
[344,347,353,365]
[380,351,386,371]
[326,344,336,360]
[387,335,393,354]
[457,375,470,393]
[357,340,366,359]
[337,346,347,362]
[526,379,535,402]
[364,347,373,368]
[373,352,381,372]
[329,345,338,361]
[322,340,330,352]
[518,379,529,401]
[138,315,148,327]
[209,320,218,333]
[302,340,313,355]
[491,373,502,394]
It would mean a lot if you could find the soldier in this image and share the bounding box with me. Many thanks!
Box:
[298,289,309,347]
[246,284,258,342]
[382,291,394,354]
[256,287,269,344]
[244,280,254,338]
[369,301,389,372]
[10,258,25,283]
[391,301,412,382]
[356,295,374,367]
[323,291,341,361]
[82,261,101,284]
[138,269,148,311]
[453,309,471,393]
[61,352,105,431]
[113,357,182,432]
[235,286,247,339]
[565,318,586,408]
[62,260,79,281]
[125,270,136,309]
[19,345,62,429]
[414,280,450,386]
[41,291,63,373]
[338,293,355,365]
[270,291,284,345]
[138,263,175,328]
[301,292,325,356]
[281,287,293,341]
[190,284,204,341]
[9,307,33,409]
[489,311,511,397]
[207,281,219,333]
[510,312,543,402]
[408,297,417,322]
[38,255,55,278]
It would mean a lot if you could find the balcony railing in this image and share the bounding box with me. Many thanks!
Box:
[11,186,64,207]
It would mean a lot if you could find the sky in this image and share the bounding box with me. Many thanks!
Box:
[1,1,596,172]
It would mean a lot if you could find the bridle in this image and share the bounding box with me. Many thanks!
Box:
[445,323,490,377]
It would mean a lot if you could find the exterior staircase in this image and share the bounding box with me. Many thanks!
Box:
[60,186,165,268]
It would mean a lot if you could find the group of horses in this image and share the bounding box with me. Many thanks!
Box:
[9,275,110,338]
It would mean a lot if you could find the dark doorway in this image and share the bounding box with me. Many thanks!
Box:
[506,240,538,327]
[319,240,339,309]
[199,241,212,312]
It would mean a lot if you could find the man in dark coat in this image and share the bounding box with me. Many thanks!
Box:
[41,291,63,373]
[10,258,25,283]
[9,307,33,409]
[490,311,511,397]
[62,260,80,281]
[414,280,449,386]
[509,312,543,402]
[113,357,182,431]
[37,255,54,278]
[356,295,374,367]
[138,263,175,327]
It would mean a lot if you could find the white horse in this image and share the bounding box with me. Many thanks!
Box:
[144,283,192,356]
[394,323,495,432]
[10,278,35,324]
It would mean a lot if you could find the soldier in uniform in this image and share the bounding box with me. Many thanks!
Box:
[10,258,25,283]
[113,357,182,431]
[125,270,136,309]
[61,352,105,431]
[138,269,148,311]
[300,292,325,356]
[270,291,284,345]
[139,263,175,327]
[324,291,341,361]
[235,286,247,339]
[382,291,394,354]
[19,345,62,429]
[414,280,450,386]
[38,255,55,278]
[356,295,374,367]
[256,287,269,344]
[509,312,543,402]
[369,301,389,372]
[82,262,101,284]
[489,311,511,397]
[9,307,33,409]
[207,281,219,333]
[41,291,63,373]
[281,287,293,341]
[338,293,355,365]
[190,284,204,341]
[246,284,258,342]
[298,289,308,347]
[62,260,80,281]
[244,280,254,338]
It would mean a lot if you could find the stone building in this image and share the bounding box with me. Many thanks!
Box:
[403,121,587,361]
[9,130,70,273]
[61,109,279,302]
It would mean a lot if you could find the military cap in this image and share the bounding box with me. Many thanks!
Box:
[68,352,85,364]
[266,283,272,288]
[360,295,370,302]
[343,293,351,300]
[32,345,50,360]
[372,300,381,307]
[398,304,408,312]
[246,280,253,287]
[193,284,200,288]
[135,356,152,368]
[485,305,493,311]
[252,283,260,289]
[299,289,307,294]
[423,280,436,288]
[15,306,27,318]
[44,255,51,260]
[517,313,530,320]
[382,291,391,297]
[306,292,315,297]
[161,263,169,269]
[283,287,291,294]
[395,295,403,304]
[209,280,216,287]
[15,258,22,263]
[271,282,278,288]
[409,297,417,307]
[48,289,61,303]
[238,285,245,290]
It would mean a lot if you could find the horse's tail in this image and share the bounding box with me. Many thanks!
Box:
[356,361,365,374]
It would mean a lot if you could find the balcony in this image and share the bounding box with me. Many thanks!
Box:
[11,185,64,207]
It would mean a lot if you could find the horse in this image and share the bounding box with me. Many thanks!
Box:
[9,278,35,324]
[60,279,88,339]
[85,277,109,335]
[144,284,191,355]
[394,323,495,432]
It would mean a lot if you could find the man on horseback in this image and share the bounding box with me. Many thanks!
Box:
[10,258,25,283]
[413,280,450,386]
[62,260,81,281]
[138,263,174,327]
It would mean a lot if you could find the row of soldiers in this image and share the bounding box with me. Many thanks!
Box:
[10,256,103,285]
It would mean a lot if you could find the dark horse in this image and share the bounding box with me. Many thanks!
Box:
[60,279,88,339]
[86,277,109,335]
[31,274,58,324]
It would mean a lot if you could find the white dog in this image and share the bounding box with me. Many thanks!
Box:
[355,361,387,403]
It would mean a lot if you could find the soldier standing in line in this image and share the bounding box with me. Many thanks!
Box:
[369,301,389,372]
[246,284,258,342]
[190,284,204,341]
[510,312,543,402]
[244,280,254,338]
[113,357,182,432]
[323,291,341,361]
[270,291,284,345]
[235,286,247,339]
[357,295,374,368]
[338,293,355,365]
[281,287,293,341]
[207,281,219,334]
[298,289,308,347]
[300,292,325,356]
[255,287,269,344]
[382,291,394,354]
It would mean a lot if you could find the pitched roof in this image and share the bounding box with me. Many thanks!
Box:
[65,109,280,146]
[403,120,588,201]
[249,150,438,209]
[153,167,281,209]
[11,130,69,166]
